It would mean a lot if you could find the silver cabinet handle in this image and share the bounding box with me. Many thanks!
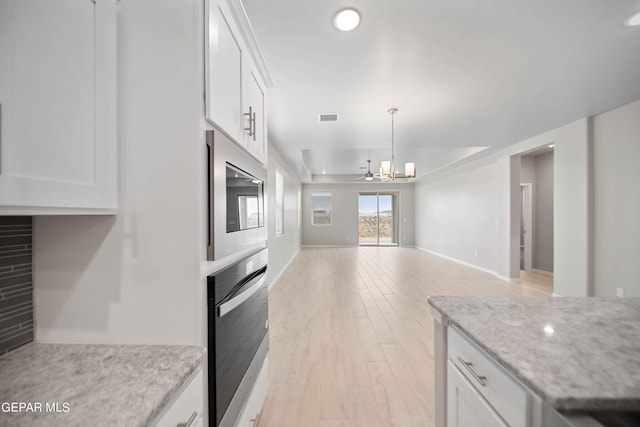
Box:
[244,106,254,137]
[0,103,3,175]
[457,356,487,386]
[218,273,266,317]
[251,110,256,141]
[177,411,198,427]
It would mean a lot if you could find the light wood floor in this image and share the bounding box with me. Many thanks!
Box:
[258,247,551,427]
[520,270,554,293]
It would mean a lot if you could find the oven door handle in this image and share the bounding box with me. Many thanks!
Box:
[218,272,267,317]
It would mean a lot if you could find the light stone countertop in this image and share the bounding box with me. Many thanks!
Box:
[0,343,205,427]
[428,296,640,411]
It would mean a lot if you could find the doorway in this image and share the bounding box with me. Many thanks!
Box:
[358,192,399,246]
[518,148,554,292]
[520,183,533,271]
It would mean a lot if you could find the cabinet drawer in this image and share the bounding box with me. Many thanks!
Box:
[154,369,204,427]
[447,360,507,427]
[448,328,528,427]
[236,356,269,426]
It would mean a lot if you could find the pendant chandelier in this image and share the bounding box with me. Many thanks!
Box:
[379,108,416,181]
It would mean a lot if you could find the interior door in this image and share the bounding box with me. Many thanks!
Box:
[520,184,533,271]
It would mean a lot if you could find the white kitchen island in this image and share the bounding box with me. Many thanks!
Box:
[429,296,640,427]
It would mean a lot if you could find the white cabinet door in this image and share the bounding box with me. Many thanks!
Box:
[153,369,204,427]
[0,0,117,214]
[206,0,244,145]
[447,361,507,427]
[448,327,528,427]
[243,64,267,165]
[205,0,272,166]
[236,356,269,427]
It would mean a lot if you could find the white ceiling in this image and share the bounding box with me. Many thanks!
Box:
[242,0,640,182]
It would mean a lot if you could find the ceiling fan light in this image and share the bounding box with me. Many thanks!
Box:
[365,175,374,181]
[405,162,416,178]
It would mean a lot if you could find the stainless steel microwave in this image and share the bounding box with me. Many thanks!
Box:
[207,129,267,261]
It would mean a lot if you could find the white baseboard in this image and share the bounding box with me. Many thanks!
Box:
[497,274,521,283]
[415,246,519,282]
[268,247,301,291]
[301,244,356,248]
[531,268,554,277]
[552,293,563,297]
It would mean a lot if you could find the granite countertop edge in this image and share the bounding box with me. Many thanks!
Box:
[429,301,558,406]
[428,296,640,412]
[143,346,206,426]
[0,343,207,427]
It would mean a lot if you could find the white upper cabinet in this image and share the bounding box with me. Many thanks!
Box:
[243,63,267,165]
[0,0,117,214]
[205,0,272,165]
[206,0,244,144]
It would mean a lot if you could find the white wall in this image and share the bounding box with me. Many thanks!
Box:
[34,0,203,345]
[593,99,640,297]
[415,119,590,292]
[415,161,501,274]
[267,143,302,286]
[414,153,522,280]
[534,151,554,273]
[553,119,591,296]
[520,156,536,183]
[302,183,415,247]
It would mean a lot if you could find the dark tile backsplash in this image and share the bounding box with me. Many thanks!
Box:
[0,216,33,355]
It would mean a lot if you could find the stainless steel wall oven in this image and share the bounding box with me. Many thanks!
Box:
[207,248,269,427]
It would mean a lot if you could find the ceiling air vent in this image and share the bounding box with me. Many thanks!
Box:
[318,113,339,123]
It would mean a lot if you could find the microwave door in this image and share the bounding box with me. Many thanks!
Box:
[207,129,267,261]
[236,195,260,230]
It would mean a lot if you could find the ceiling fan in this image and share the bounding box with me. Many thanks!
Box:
[356,159,379,181]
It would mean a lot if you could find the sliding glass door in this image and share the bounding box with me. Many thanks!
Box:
[358,193,399,246]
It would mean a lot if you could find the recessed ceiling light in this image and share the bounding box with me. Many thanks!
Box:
[333,8,360,32]
[548,144,555,148]
[625,11,640,26]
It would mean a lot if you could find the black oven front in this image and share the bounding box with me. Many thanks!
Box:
[207,248,269,427]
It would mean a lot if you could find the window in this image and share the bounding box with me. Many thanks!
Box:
[275,170,284,235]
[297,189,302,229]
[311,192,332,225]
